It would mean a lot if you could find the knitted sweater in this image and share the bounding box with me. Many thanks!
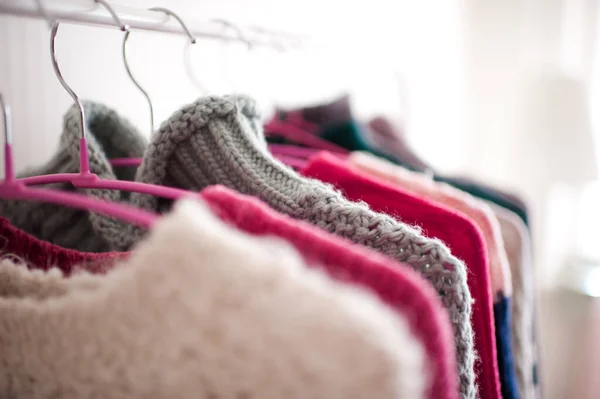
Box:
[349,152,518,399]
[0,185,459,399]
[349,152,513,297]
[0,101,147,252]
[491,203,537,399]
[118,95,476,399]
[0,198,425,399]
[302,152,500,399]
[0,95,474,397]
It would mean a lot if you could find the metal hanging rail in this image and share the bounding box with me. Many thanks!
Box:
[0,0,294,47]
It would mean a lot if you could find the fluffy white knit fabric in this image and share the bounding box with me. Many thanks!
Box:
[0,198,426,399]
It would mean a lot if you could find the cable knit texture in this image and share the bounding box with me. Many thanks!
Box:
[101,95,478,399]
[491,203,537,399]
[0,102,147,252]
[0,198,426,399]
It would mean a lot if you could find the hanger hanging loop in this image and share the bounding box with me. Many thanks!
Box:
[95,0,129,31]
[122,31,154,132]
[0,93,12,148]
[146,7,203,95]
[50,1,129,173]
[0,93,14,182]
[212,19,252,50]
[33,0,53,29]
[50,22,86,143]
[149,7,196,44]
[211,19,252,94]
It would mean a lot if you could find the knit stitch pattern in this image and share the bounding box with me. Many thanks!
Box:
[0,198,425,399]
[0,102,147,252]
[0,184,457,399]
[116,95,477,399]
[350,151,513,296]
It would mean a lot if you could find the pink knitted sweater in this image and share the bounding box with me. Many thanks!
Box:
[0,186,459,399]
[350,152,512,297]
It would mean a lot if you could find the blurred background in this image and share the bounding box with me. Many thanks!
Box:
[1,1,600,397]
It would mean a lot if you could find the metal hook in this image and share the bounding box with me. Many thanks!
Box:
[149,7,196,44]
[33,0,53,29]
[0,92,14,181]
[251,27,286,52]
[146,8,202,94]
[212,19,252,50]
[0,93,11,147]
[122,31,154,132]
[94,0,129,31]
[50,2,128,140]
[50,22,86,140]
[210,19,253,94]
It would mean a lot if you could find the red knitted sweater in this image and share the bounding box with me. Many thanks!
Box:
[301,152,501,399]
[0,185,458,399]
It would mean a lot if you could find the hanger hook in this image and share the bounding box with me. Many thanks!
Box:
[210,19,252,94]
[33,0,53,28]
[149,7,196,44]
[147,7,202,94]
[122,31,154,132]
[50,22,87,140]
[0,93,11,147]
[50,2,128,141]
[212,19,252,50]
[0,92,14,182]
[94,0,129,31]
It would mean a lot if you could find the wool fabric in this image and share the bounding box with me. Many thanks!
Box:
[0,216,126,275]
[275,98,530,227]
[275,95,431,171]
[0,184,459,399]
[349,152,519,398]
[0,101,146,252]
[490,203,538,399]
[349,151,513,297]
[203,185,457,399]
[301,152,501,399]
[113,95,477,399]
[367,116,432,171]
[493,296,519,399]
[0,198,426,399]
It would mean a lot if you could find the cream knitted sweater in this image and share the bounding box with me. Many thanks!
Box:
[0,199,426,399]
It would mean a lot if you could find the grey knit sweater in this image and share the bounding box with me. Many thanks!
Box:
[0,96,476,398]
[0,102,147,252]
[125,96,475,399]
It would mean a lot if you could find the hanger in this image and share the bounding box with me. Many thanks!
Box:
[210,18,252,94]
[111,6,197,168]
[0,92,157,228]
[18,3,191,203]
[250,36,349,156]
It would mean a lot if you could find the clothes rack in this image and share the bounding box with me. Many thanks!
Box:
[0,0,298,48]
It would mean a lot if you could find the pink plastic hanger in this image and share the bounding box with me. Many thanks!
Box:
[0,92,157,228]
[19,18,191,203]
